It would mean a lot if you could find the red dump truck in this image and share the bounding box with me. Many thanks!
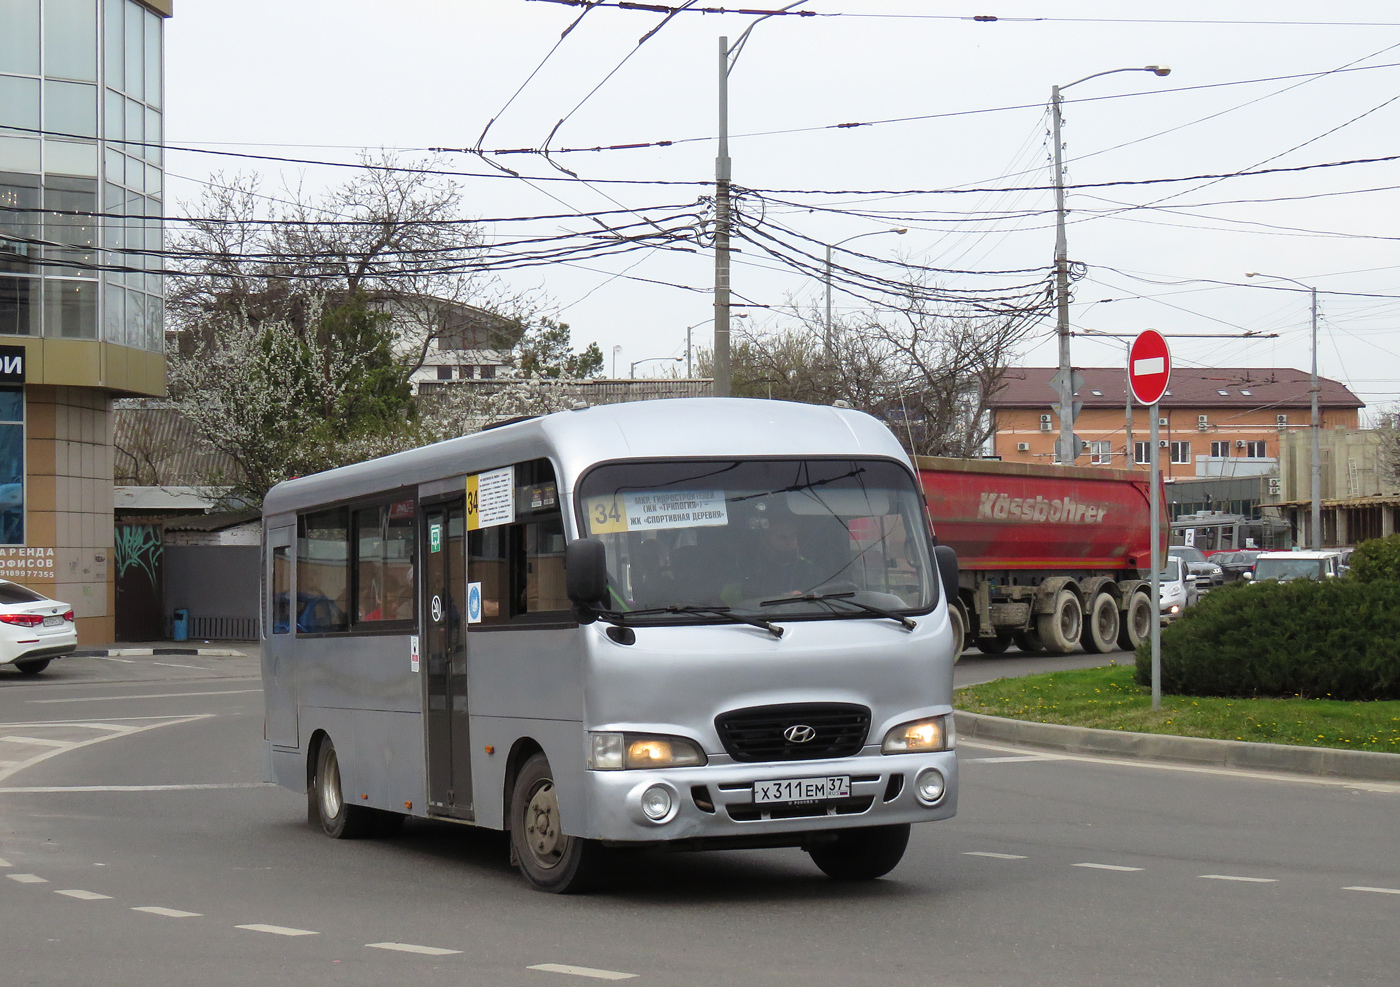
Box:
[916,456,1166,656]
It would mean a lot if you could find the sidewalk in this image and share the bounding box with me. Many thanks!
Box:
[71,640,258,659]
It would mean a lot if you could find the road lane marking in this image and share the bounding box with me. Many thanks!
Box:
[366,942,463,956]
[0,716,212,785]
[957,739,1400,794]
[0,857,10,867]
[151,662,207,670]
[964,852,1028,859]
[133,906,201,918]
[1,735,72,748]
[7,873,47,883]
[1200,874,1277,883]
[1074,863,1143,872]
[528,964,638,981]
[0,783,266,793]
[96,656,135,663]
[56,889,112,900]
[29,690,261,704]
[238,924,319,936]
[961,754,1067,763]
[1345,886,1400,895]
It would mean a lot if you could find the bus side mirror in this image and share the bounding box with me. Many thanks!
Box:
[565,539,609,611]
[934,544,959,607]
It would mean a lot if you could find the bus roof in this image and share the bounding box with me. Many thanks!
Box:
[262,397,910,517]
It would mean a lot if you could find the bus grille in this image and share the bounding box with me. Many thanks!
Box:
[714,703,871,762]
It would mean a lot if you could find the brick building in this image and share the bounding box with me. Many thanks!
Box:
[988,367,1363,480]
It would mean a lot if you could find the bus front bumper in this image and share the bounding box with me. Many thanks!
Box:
[581,748,958,844]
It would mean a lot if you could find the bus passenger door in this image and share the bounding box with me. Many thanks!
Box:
[263,525,298,748]
[423,498,472,819]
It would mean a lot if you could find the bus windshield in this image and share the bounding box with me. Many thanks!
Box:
[576,458,935,621]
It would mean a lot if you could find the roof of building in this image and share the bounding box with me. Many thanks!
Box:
[160,509,262,533]
[113,400,241,487]
[989,367,1364,411]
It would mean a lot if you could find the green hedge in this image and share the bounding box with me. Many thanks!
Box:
[1349,533,1400,583]
[1134,578,1400,700]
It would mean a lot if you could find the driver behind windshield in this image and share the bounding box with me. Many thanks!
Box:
[735,512,820,602]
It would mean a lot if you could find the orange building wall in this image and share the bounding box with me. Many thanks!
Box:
[992,406,1361,479]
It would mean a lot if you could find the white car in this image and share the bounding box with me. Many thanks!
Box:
[1245,551,1340,583]
[1159,558,1199,622]
[0,580,77,675]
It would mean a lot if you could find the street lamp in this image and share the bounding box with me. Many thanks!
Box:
[631,356,683,379]
[1246,271,1322,549]
[824,228,906,357]
[682,313,746,378]
[611,344,623,379]
[1051,65,1171,466]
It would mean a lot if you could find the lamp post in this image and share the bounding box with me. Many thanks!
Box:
[1051,65,1171,465]
[611,344,623,379]
[631,356,683,379]
[824,228,906,358]
[1246,271,1323,549]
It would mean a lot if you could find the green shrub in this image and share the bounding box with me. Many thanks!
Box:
[1349,533,1400,583]
[1134,577,1400,700]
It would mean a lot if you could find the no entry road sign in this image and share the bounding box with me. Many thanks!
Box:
[1129,329,1172,406]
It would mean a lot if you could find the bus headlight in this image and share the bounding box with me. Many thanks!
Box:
[588,732,708,770]
[881,714,954,754]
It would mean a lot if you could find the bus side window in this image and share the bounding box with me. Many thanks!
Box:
[468,526,508,623]
[297,509,350,633]
[272,546,290,634]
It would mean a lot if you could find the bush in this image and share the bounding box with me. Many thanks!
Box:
[1134,577,1400,700]
[1349,533,1400,583]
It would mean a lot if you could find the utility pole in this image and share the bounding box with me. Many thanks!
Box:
[1309,287,1322,548]
[713,36,732,398]
[1051,83,1076,466]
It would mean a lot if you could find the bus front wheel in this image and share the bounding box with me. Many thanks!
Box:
[310,738,374,839]
[510,753,607,894]
[807,824,910,880]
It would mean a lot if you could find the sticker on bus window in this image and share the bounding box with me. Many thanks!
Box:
[410,635,420,673]
[587,490,728,534]
[466,466,515,530]
[466,582,482,624]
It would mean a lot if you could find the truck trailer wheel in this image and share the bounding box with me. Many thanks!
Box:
[976,634,1013,654]
[1080,593,1120,654]
[1014,628,1045,654]
[1117,591,1153,651]
[1037,590,1083,654]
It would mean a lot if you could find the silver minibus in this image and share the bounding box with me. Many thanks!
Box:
[261,397,960,892]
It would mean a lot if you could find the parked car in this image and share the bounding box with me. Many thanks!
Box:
[0,579,77,675]
[1214,550,1263,583]
[1159,558,1199,622]
[1169,545,1224,587]
[1245,551,1341,583]
[1334,547,1355,575]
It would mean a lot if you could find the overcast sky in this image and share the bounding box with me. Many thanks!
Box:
[166,1,1400,415]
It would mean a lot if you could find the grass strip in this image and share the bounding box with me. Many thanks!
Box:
[956,663,1400,754]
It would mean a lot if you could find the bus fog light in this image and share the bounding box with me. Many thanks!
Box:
[915,767,946,805]
[641,785,674,822]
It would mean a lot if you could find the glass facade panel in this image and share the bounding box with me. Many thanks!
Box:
[104,86,122,140]
[144,106,159,162]
[44,79,98,139]
[43,175,97,273]
[0,412,23,544]
[0,276,40,335]
[103,278,123,341]
[0,0,41,76]
[0,137,41,172]
[123,0,142,101]
[42,137,97,176]
[43,278,96,337]
[126,286,143,341]
[0,75,41,132]
[103,0,122,89]
[146,293,160,349]
[143,7,159,108]
[44,0,98,82]
[0,173,41,274]
[123,96,141,153]
[102,144,122,185]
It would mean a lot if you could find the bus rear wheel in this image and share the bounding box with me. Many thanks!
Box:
[807,824,910,880]
[510,753,607,894]
[310,738,374,839]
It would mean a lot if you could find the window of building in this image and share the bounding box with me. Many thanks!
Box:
[1170,441,1191,465]
[1134,441,1151,465]
[436,365,452,380]
[0,77,41,135]
[44,0,98,83]
[1,0,41,76]
[43,279,96,338]
[458,365,474,379]
[1089,440,1111,465]
[1210,441,1230,458]
[0,386,23,545]
[1245,441,1267,458]
[479,364,496,380]
[44,176,97,275]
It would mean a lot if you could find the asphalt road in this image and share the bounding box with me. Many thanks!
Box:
[2,651,1397,986]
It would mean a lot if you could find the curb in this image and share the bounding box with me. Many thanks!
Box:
[954,710,1400,783]
[70,647,251,658]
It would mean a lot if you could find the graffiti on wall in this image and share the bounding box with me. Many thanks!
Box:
[114,524,163,590]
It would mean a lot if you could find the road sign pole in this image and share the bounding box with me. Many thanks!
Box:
[1149,405,1161,711]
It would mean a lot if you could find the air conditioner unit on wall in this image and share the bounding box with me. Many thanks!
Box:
[1236,439,1246,448]
[1017,442,1030,452]
[1159,440,1169,448]
[1277,414,1288,427]
[1158,417,1168,426]
[1039,417,1053,432]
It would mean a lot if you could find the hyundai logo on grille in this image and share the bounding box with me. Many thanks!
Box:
[783,724,817,744]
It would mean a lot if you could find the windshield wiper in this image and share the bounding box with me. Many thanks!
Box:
[760,591,916,631]
[596,605,784,639]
